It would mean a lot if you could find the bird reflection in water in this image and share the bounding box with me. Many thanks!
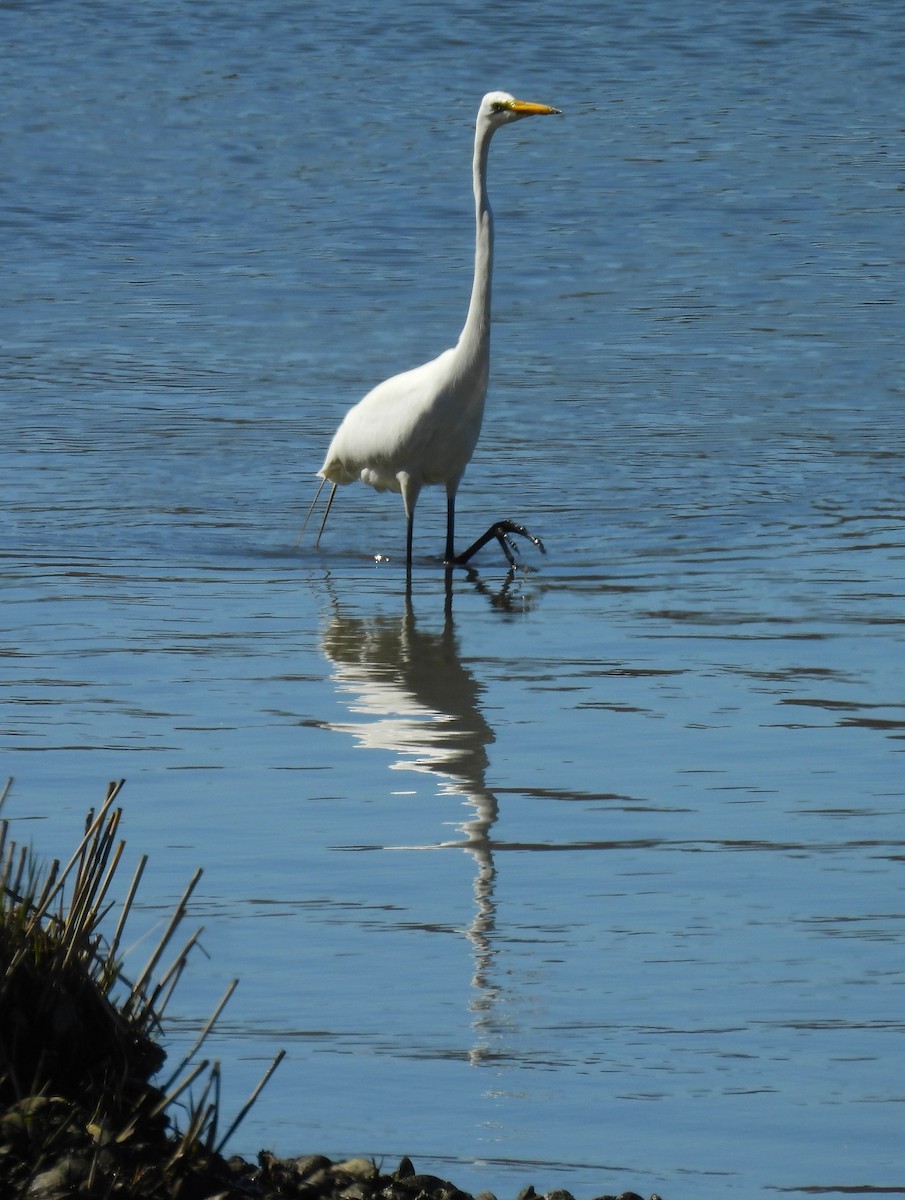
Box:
[319,571,531,1063]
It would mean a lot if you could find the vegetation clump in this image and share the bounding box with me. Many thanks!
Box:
[0,781,658,1200]
[0,780,280,1198]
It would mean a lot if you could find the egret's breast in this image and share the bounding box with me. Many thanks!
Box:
[359,466,401,493]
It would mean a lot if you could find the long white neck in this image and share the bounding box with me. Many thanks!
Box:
[457,118,494,365]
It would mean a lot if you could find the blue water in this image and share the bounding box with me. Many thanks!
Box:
[3,3,905,1198]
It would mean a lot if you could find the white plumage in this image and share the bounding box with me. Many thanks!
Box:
[305,91,560,574]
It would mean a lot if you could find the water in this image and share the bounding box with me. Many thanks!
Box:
[2,2,904,1197]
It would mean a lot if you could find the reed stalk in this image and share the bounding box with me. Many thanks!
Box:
[0,778,285,1196]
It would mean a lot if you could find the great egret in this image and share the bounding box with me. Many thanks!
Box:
[303,91,560,575]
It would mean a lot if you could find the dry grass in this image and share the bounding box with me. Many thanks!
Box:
[0,778,284,1196]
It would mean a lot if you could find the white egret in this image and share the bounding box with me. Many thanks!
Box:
[303,91,560,575]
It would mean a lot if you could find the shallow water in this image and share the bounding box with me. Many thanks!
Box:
[2,2,905,1198]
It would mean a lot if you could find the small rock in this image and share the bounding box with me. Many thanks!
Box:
[26,1154,89,1197]
[396,1156,416,1179]
[294,1153,335,1178]
[337,1156,380,1180]
[399,1173,447,1192]
[339,1184,373,1200]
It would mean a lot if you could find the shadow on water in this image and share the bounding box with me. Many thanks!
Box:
[317,570,523,1065]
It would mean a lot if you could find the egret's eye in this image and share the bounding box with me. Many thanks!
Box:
[490,100,509,113]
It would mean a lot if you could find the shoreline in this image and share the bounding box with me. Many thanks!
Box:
[0,783,658,1200]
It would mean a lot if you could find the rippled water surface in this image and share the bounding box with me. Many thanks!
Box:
[3,3,905,1198]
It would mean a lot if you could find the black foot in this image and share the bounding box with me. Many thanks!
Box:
[451,519,546,568]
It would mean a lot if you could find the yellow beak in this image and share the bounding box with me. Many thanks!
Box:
[508,99,562,116]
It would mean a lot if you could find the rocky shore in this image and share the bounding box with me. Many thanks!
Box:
[0,784,659,1200]
[2,1107,660,1200]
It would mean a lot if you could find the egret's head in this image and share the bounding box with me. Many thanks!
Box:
[480,91,561,128]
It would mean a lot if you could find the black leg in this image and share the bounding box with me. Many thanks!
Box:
[453,519,546,567]
[297,477,328,546]
[444,494,456,564]
[315,483,337,547]
[406,507,415,579]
